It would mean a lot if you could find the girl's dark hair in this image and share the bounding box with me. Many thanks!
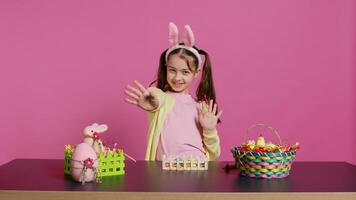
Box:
[150,45,220,123]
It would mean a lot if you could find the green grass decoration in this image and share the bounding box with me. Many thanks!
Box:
[64,144,125,177]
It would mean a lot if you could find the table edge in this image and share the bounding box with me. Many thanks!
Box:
[1,190,356,200]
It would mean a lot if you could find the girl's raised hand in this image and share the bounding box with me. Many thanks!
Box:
[124,80,159,111]
[198,99,223,131]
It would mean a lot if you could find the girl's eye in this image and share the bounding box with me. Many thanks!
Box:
[168,69,175,73]
[183,71,190,75]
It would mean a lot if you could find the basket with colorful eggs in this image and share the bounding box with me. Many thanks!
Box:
[64,123,129,184]
[231,124,300,179]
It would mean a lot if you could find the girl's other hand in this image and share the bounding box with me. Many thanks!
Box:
[198,99,223,131]
[124,80,159,111]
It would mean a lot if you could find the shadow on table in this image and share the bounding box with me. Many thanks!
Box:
[234,175,293,192]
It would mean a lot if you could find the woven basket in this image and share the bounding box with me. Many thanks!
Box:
[64,145,125,177]
[231,124,297,179]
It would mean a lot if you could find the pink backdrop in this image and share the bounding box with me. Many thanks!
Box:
[1,0,355,165]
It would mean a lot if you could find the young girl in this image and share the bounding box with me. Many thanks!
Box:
[124,22,222,161]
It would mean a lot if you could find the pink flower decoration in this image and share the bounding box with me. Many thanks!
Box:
[92,133,100,140]
[83,158,94,169]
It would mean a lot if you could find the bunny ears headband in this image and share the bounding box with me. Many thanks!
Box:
[165,22,202,68]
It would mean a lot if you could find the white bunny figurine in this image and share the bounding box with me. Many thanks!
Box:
[83,123,108,154]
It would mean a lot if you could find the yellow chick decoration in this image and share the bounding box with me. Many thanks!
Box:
[256,134,265,148]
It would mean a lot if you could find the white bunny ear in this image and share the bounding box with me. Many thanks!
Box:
[183,25,195,47]
[95,124,108,133]
[168,22,179,47]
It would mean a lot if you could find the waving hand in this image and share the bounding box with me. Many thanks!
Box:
[198,99,223,131]
[124,80,159,112]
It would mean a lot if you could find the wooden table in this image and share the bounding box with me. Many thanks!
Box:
[0,159,355,200]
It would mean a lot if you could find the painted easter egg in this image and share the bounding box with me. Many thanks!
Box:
[70,143,98,183]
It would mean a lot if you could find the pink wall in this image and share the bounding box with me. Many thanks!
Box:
[1,0,355,165]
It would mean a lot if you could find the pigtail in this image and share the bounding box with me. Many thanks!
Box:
[196,49,221,123]
[196,49,216,101]
[150,49,170,91]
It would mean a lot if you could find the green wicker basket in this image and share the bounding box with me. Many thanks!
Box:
[64,145,125,177]
[231,124,297,179]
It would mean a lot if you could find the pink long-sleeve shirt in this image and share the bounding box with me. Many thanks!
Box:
[145,87,220,161]
[156,91,206,160]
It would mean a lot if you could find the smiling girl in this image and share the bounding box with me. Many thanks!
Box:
[124,22,222,161]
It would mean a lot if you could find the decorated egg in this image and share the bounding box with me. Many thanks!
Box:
[265,142,277,152]
[245,140,256,150]
[70,143,99,183]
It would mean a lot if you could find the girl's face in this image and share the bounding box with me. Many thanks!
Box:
[166,54,199,94]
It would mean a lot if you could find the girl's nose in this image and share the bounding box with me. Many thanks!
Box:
[173,73,182,80]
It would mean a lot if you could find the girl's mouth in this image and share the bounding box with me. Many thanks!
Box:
[173,83,184,87]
